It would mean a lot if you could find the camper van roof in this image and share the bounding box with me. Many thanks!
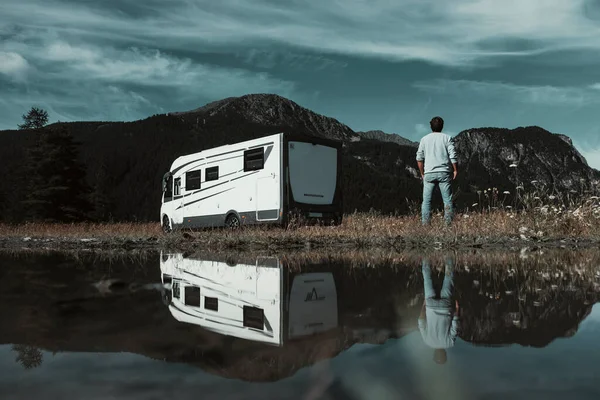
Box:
[170,132,283,171]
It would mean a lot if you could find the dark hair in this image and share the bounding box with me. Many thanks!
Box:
[430,116,444,132]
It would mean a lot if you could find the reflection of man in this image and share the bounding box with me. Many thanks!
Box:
[418,256,459,364]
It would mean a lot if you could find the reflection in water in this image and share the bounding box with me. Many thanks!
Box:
[159,252,338,346]
[1,249,600,398]
[11,344,43,370]
[418,256,459,364]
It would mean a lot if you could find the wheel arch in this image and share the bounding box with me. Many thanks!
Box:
[224,210,242,226]
[161,213,174,232]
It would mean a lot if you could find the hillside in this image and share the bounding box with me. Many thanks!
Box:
[0,94,597,222]
[452,126,599,207]
[356,130,418,147]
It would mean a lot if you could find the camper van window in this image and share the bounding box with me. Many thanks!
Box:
[204,297,218,311]
[174,177,181,196]
[186,170,201,190]
[243,147,264,171]
[164,175,173,201]
[184,286,201,307]
[205,166,219,181]
[243,306,264,329]
[172,280,180,299]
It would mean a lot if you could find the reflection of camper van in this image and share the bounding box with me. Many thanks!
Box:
[160,252,338,346]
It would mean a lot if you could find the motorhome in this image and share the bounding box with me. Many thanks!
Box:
[159,252,338,346]
[160,132,343,232]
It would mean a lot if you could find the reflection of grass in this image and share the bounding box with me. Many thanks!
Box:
[3,246,600,279]
[0,190,599,250]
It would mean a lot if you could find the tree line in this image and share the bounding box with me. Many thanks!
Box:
[7,107,112,223]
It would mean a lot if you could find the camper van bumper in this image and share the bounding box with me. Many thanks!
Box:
[286,209,343,225]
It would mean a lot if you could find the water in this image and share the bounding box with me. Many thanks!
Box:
[1,248,600,399]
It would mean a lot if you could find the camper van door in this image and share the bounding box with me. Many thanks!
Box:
[256,174,279,221]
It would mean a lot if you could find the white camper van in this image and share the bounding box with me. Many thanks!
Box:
[160,132,343,232]
[159,252,338,346]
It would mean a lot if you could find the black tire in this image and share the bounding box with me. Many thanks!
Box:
[225,256,238,266]
[225,213,241,229]
[162,215,172,233]
[161,288,172,306]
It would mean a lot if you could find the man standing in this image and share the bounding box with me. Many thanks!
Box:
[416,116,458,226]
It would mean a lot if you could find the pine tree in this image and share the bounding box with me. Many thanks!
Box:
[90,161,115,222]
[18,107,49,130]
[22,127,93,222]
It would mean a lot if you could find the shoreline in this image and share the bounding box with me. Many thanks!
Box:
[0,234,597,253]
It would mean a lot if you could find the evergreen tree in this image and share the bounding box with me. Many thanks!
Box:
[90,161,115,222]
[18,107,49,130]
[22,127,93,222]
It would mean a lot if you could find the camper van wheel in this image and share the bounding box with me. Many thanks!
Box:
[225,214,240,229]
[161,288,172,305]
[162,215,172,233]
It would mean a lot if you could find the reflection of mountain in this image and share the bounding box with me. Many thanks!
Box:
[454,270,600,347]
[0,250,599,382]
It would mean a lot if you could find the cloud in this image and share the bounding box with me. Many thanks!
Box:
[413,79,600,106]
[9,39,293,93]
[1,0,600,144]
[0,35,296,128]
[415,123,429,136]
[591,83,600,90]
[239,49,347,71]
[0,51,29,78]
[2,0,600,67]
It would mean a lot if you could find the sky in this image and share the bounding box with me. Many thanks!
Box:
[1,0,600,168]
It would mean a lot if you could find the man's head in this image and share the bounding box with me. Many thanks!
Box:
[433,349,447,364]
[430,116,444,132]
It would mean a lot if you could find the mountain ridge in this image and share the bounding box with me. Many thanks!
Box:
[355,129,419,147]
[0,93,597,222]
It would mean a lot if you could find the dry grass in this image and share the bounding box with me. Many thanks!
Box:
[0,190,599,250]
[0,221,162,239]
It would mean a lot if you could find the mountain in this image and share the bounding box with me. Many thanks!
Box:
[355,130,418,147]
[453,126,597,192]
[0,93,597,222]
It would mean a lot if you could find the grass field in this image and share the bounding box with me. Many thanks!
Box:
[1,195,599,250]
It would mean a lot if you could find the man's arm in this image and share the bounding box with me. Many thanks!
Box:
[416,140,425,178]
[447,137,458,179]
[418,301,427,334]
[450,300,460,341]
[417,161,425,178]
